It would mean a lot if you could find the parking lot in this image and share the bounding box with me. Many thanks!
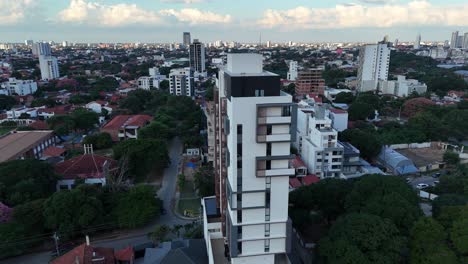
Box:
[406,170,446,189]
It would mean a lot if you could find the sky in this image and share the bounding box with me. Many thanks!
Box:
[1,0,468,43]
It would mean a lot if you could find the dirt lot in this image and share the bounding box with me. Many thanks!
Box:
[397,147,444,168]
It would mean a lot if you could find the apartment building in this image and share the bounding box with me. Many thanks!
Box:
[296,104,344,179]
[1,78,37,96]
[39,55,60,80]
[295,67,325,98]
[137,67,167,90]
[286,61,298,81]
[357,43,390,92]
[378,75,427,97]
[189,39,206,75]
[169,67,194,96]
[202,53,295,264]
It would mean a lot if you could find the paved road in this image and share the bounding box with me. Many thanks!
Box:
[0,138,191,264]
[407,175,440,189]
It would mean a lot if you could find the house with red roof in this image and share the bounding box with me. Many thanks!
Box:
[37,105,72,119]
[100,115,153,141]
[54,153,118,190]
[289,156,307,177]
[302,175,320,186]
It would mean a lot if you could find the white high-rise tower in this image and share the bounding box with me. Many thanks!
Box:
[357,43,391,92]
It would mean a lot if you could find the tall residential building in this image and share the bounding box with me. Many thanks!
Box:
[295,67,325,98]
[357,43,391,92]
[25,40,33,46]
[414,34,421,49]
[451,31,459,49]
[189,39,206,74]
[183,32,191,46]
[169,67,193,96]
[286,61,298,81]
[39,56,60,80]
[457,36,464,48]
[463,33,468,49]
[32,42,51,57]
[202,53,295,264]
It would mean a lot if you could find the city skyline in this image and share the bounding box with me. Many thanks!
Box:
[1,0,468,43]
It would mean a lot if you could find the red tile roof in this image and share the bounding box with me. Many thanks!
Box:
[52,243,115,264]
[330,108,347,114]
[54,154,118,180]
[302,175,320,186]
[114,246,134,262]
[289,178,302,188]
[43,146,66,157]
[102,115,152,130]
[37,105,72,115]
[29,120,49,130]
[290,156,306,169]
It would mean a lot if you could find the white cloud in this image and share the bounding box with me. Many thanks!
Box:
[160,0,207,3]
[58,0,230,26]
[0,0,35,24]
[257,1,468,29]
[160,8,232,25]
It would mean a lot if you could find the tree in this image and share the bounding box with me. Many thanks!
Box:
[113,139,170,181]
[319,213,405,264]
[348,102,374,120]
[0,160,58,206]
[12,199,46,234]
[114,185,160,228]
[0,202,12,223]
[149,224,170,244]
[159,80,169,91]
[339,129,382,160]
[83,133,113,149]
[0,95,16,110]
[178,174,186,190]
[43,186,104,238]
[443,151,460,166]
[194,165,215,197]
[432,194,467,219]
[409,217,458,264]
[334,92,355,104]
[138,121,172,141]
[70,108,99,131]
[450,209,468,256]
[282,83,295,96]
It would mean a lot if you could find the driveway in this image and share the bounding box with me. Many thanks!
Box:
[0,138,192,264]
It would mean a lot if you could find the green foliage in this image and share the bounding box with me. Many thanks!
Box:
[139,121,172,141]
[319,213,405,264]
[83,133,113,149]
[114,185,160,228]
[334,92,355,104]
[93,76,119,92]
[30,98,57,108]
[434,165,468,196]
[450,211,468,255]
[70,108,99,131]
[178,174,186,190]
[444,151,460,165]
[282,83,295,96]
[159,80,169,91]
[12,199,46,234]
[43,185,104,238]
[0,160,58,206]
[345,175,420,233]
[348,102,374,120]
[149,224,171,244]
[432,194,467,219]
[322,67,354,87]
[264,60,288,79]
[194,165,215,197]
[69,94,92,104]
[340,129,382,159]
[113,139,170,181]
[409,217,458,264]
[0,95,16,110]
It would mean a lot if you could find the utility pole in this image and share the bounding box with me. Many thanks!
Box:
[53,232,60,256]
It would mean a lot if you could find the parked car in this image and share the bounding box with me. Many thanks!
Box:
[417,183,429,189]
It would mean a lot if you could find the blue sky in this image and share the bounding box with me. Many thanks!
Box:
[1,0,468,43]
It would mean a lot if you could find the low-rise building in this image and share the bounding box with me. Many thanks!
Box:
[85,101,113,114]
[100,114,153,141]
[379,75,427,97]
[54,153,118,190]
[0,78,37,96]
[37,105,72,119]
[0,131,56,162]
[6,106,40,119]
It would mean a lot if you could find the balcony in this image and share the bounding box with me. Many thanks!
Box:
[258,116,291,125]
[257,167,295,177]
[257,133,291,143]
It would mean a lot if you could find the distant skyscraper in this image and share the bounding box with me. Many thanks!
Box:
[62,41,69,47]
[32,42,51,57]
[451,31,459,49]
[266,41,271,48]
[189,39,206,74]
[183,32,191,46]
[394,39,399,47]
[39,56,60,80]
[24,40,33,46]
[463,33,468,49]
[414,34,421,49]
[357,43,391,92]
[457,36,464,48]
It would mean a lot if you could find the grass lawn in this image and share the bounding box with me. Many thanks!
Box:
[0,127,14,135]
[177,180,200,217]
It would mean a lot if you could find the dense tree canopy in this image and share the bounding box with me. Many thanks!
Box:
[114,185,160,228]
[0,95,16,110]
[0,160,58,206]
[83,132,113,149]
[339,129,382,160]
